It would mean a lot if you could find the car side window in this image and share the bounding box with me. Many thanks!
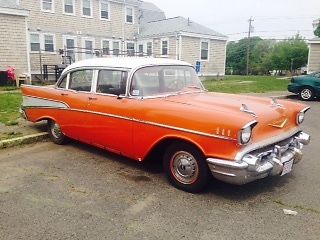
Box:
[69,70,93,92]
[97,70,128,95]
[57,75,67,89]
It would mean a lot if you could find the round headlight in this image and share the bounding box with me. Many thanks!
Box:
[297,112,305,125]
[240,126,252,144]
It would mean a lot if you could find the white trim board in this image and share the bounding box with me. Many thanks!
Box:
[0,7,29,16]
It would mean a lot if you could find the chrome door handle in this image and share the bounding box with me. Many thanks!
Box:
[88,97,97,100]
[61,93,68,96]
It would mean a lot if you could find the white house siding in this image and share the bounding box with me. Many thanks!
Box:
[308,42,320,73]
[0,14,29,76]
[20,0,139,74]
[180,36,227,76]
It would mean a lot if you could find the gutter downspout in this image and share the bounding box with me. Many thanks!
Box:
[122,0,126,55]
[25,14,31,83]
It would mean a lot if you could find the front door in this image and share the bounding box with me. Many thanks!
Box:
[86,69,134,157]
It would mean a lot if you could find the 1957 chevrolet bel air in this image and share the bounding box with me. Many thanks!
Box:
[21,58,310,192]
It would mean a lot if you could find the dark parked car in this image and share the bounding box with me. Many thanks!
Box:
[288,72,320,100]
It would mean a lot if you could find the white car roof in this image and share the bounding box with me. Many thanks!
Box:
[63,57,192,73]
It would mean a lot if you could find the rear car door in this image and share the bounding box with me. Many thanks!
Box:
[60,69,94,143]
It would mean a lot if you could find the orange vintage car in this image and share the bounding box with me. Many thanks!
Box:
[21,58,310,192]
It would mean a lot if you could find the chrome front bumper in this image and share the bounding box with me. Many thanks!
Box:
[206,131,310,185]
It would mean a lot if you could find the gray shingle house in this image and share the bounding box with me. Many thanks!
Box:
[0,0,227,81]
[308,18,320,73]
[0,0,29,77]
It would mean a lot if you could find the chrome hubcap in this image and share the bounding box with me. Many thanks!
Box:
[301,89,312,99]
[170,151,199,184]
[51,122,62,139]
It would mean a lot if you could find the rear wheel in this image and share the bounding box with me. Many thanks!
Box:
[163,142,210,193]
[48,120,68,145]
[299,87,314,101]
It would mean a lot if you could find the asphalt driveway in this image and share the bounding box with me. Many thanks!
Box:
[0,97,319,240]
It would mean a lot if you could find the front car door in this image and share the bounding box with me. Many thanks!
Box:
[85,69,134,157]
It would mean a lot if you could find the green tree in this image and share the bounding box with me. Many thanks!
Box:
[226,37,262,75]
[314,22,320,37]
[250,40,275,75]
[270,35,308,73]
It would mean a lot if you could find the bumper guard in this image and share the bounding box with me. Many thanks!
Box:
[206,131,310,185]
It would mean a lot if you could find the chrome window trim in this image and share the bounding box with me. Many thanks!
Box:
[66,68,95,93]
[127,64,204,99]
[95,68,130,96]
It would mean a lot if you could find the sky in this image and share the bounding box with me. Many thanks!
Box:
[146,0,320,41]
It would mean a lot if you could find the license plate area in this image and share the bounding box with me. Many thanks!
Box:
[281,159,294,176]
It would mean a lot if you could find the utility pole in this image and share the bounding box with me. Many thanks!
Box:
[246,17,254,75]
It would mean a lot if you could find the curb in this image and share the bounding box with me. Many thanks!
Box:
[0,132,48,149]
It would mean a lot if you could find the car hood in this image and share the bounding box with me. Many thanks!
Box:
[161,92,307,142]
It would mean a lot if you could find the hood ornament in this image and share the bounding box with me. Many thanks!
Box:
[270,98,284,109]
[240,104,257,117]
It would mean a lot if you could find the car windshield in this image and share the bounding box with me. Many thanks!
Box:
[130,65,204,97]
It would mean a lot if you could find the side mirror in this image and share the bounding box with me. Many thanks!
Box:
[117,94,125,99]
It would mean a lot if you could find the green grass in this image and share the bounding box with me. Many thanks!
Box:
[203,75,290,93]
[0,93,22,125]
[0,131,23,141]
[0,86,19,91]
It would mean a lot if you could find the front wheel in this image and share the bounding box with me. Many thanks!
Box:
[163,142,210,193]
[299,87,314,101]
[48,120,68,145]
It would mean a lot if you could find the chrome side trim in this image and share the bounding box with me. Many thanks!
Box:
[234,127,300,161]
[133,118,236,141]
[207,158,248,169]
[24,103,236,141]
[22,96,70,109]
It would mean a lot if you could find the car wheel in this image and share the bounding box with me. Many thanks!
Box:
[48,120,67,145]
[163,142,210,193]
[299,87,314,101]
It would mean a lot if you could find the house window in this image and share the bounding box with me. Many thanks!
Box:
[113,41,120,56]
[41,0,54,12]
[100,0,110,20]
[200,41,209,60]
[125,7,133,24]
[64,0,75,14]
[147,42,152,56]
[102,40,110,55]
[30,33,40,52]
[83,38,94,59]
[82,0,92,17]
[44,35,55,52]
[64,36,77,62]
[127,42,135,56]
[161,40,168,56]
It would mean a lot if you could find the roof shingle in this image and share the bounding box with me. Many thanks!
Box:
[139,16,226,39]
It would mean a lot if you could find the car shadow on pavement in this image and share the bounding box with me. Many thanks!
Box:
[205,174,293,201]
[67,140,295,201]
